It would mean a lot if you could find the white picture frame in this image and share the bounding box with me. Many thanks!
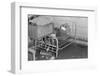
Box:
[11,2,96,74]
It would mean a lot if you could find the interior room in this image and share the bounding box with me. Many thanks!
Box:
[28,15,88,61]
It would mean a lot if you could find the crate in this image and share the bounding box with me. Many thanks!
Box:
[28,23,54,39]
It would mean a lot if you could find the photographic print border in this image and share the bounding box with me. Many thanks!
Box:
[11,2,96,74]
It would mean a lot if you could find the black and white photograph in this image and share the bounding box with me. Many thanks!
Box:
[28,15,88,61]
[10,2,97,74]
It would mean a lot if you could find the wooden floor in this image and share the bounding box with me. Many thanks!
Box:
[56,43,88,59]
[28,43,88,61]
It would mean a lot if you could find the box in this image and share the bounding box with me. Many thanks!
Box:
[28,23,54,39]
